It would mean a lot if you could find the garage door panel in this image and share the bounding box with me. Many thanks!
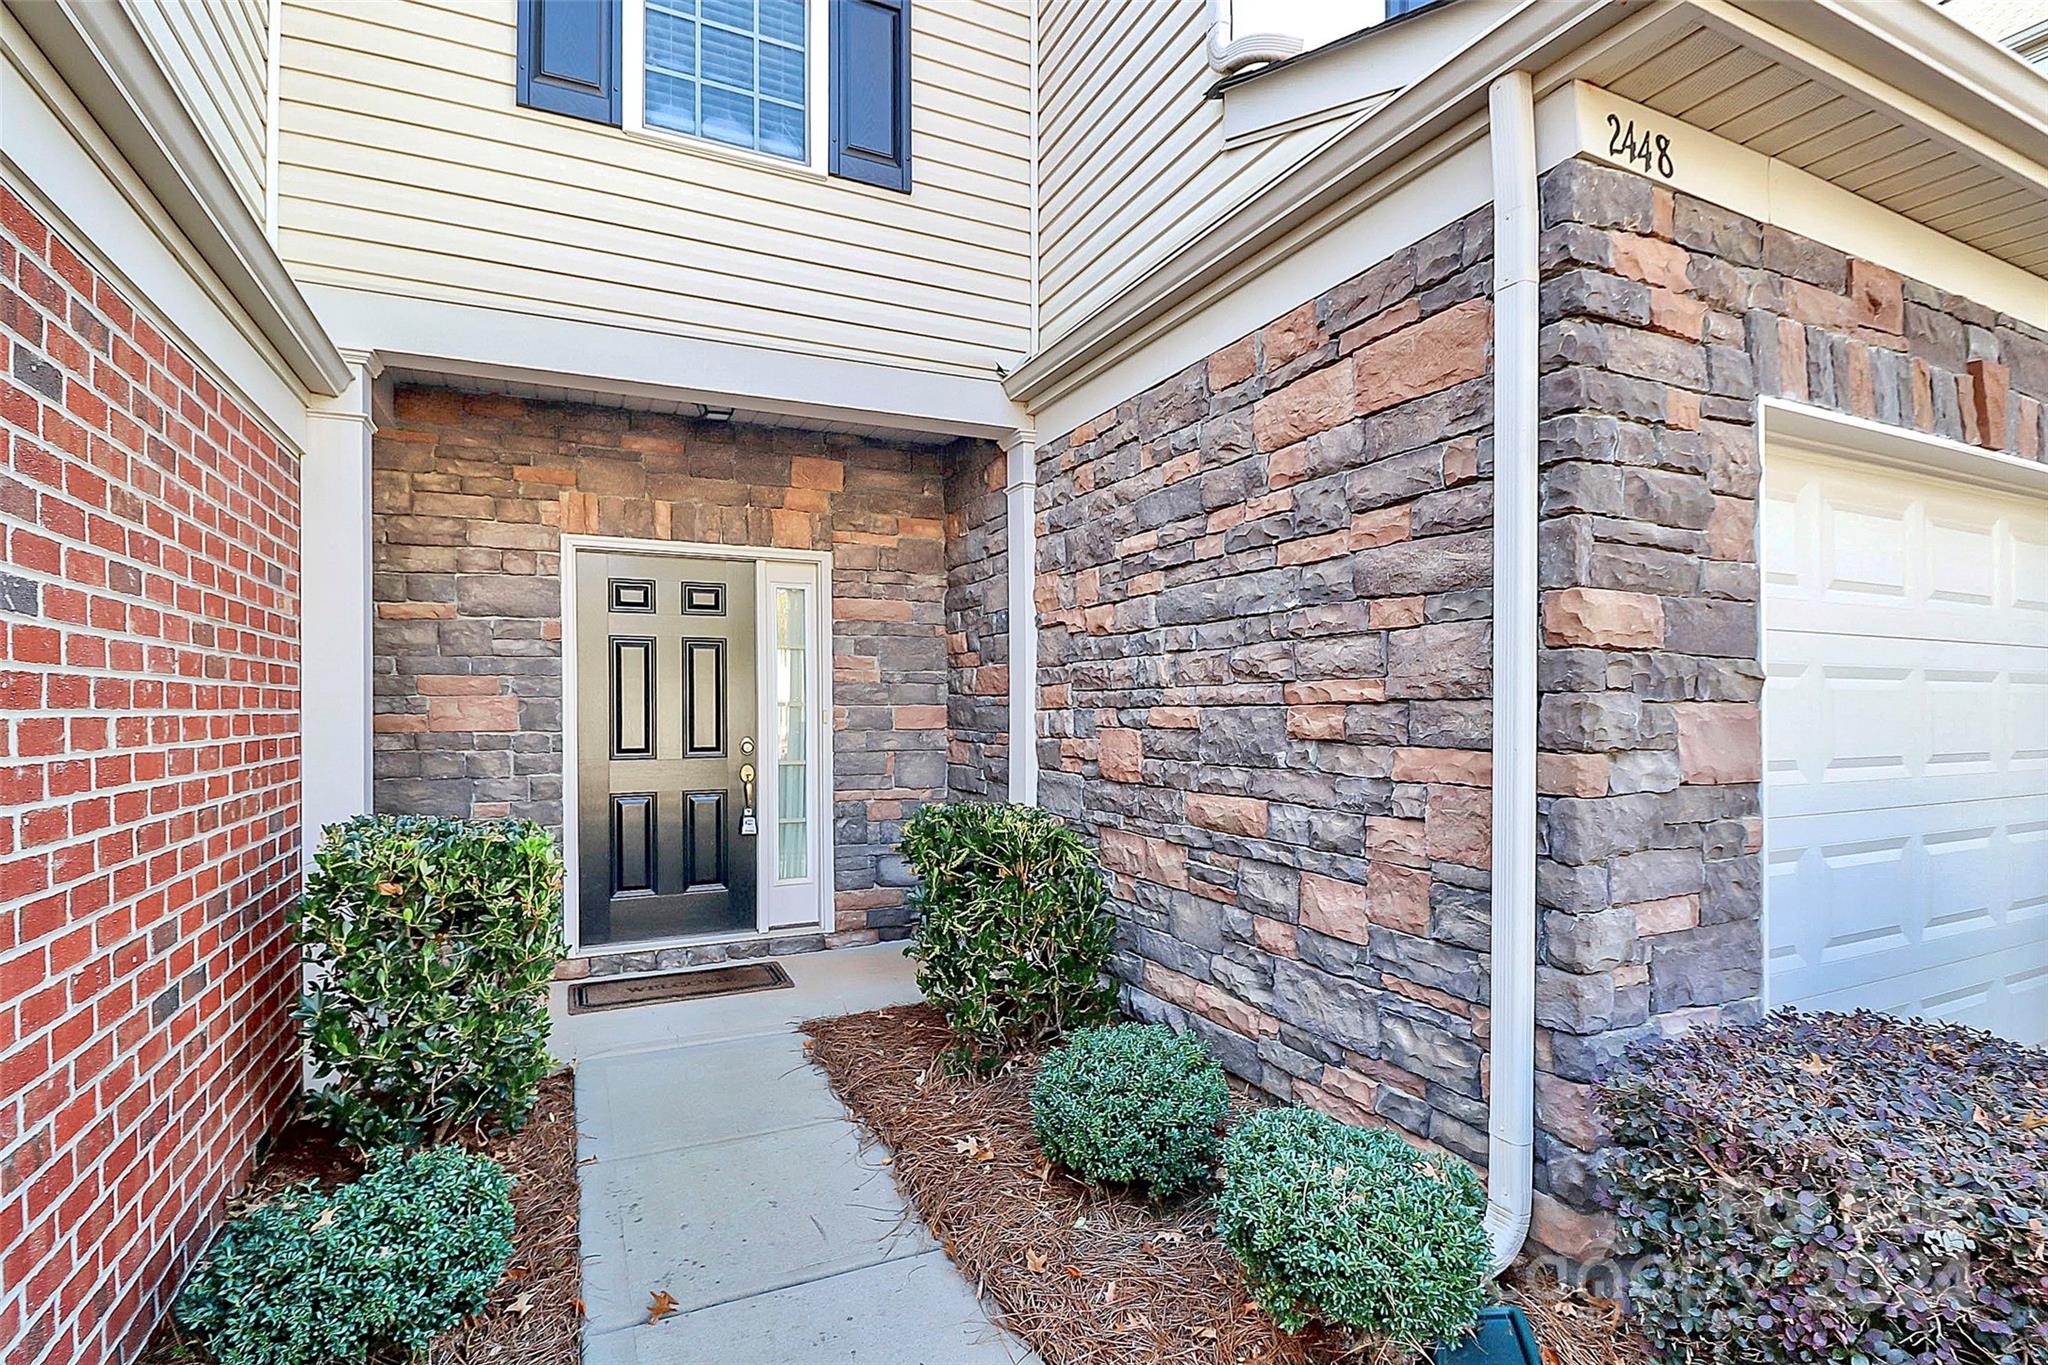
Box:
[1784,941,2048,1038]
[1765,450,2047,1045]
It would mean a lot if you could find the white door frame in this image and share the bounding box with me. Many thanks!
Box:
[559,534,836,958]
[1756,397,2048,1016]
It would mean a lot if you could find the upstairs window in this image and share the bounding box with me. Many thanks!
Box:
[643,0,811,162]
[517,0,912,191]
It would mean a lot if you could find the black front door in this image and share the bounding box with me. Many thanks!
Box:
[576,551,758,946]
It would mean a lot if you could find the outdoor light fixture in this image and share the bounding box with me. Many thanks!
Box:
[1433,1307,1541,1364]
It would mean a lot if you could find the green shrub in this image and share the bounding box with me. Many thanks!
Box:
[900,802,1115,1069]
[1599,1009,2048,1363]
[1030,1023,1229,1198]
[297,815,565,1148]
[175,1146,515,1365]
[1214,1107,1490,1344]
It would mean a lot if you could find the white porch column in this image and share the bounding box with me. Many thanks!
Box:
[300,351,380,869]
[1004,429,1039,806]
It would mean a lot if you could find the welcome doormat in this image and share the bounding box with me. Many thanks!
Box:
[568,961,793,1013]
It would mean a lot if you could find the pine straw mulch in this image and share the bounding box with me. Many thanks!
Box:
[803,1004,1649,1365]
[143,1069,582,1365]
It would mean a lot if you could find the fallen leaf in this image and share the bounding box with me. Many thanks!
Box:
[504,1265,532,1281]
[508,1291,534,1316]
[375,881,402,897]
[646,1290,680,1324]
[2023,1112,2048,1131]
[1192,1325,1219,1341]
[1157,1229,1185,1244]
[309,1206,337,1233]
[1102,1280,1118,1305]
[1024,1248,1049,1273]
[1064,1265,1084,1279]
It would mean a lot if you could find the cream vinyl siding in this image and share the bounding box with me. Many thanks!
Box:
[127,0,270,220]
[1034,0,1345,349]
[273,0,1031,379]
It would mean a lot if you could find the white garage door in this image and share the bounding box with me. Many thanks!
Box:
[1763,448,2048,1045]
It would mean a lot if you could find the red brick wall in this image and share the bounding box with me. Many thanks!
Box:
[0,183,303,1363]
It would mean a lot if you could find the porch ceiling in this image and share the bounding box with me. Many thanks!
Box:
[380,366,970,448]
[1577,4,2048,276]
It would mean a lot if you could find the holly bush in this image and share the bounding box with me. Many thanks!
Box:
[1215,1106,1490,1345]
[1030,1023,1229,1198]
[175,1146,514,1365]
[297,815,564,1148]
[900,802,1115,1070]
[1599,1009,2048,1364]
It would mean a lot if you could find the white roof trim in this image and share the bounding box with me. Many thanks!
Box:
[6,0,349,396]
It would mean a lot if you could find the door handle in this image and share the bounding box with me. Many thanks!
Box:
[739,761,757,836]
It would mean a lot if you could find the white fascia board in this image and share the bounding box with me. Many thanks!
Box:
[307,285,1028,443]
[1003,0,1623,415]
[1220,0,1514,147]
[1556,81,2048,333]
[4,0,348,396]
[1,16,309,449]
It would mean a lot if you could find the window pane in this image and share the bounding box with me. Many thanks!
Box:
[646,72,697,134]
[775,586,808,881]
[701,84,754,148]
[759,0,803,46]
[703,0,754,30]
[759,100,804,160]
[759,41,803,104]
[700,24,754,87]
[646,4,696,74]
[643,0,804,161]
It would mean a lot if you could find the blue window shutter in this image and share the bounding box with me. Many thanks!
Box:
[518,0,622,126]
[829,0,912,193]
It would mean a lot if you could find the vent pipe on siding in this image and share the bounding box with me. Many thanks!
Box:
[1205,0,1304,74]
[1484,67,1539,1278]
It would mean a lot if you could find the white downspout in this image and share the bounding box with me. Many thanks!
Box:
[1205,0,1303,74]
[1484,68,1538,1277]
[1005,430,1040,807]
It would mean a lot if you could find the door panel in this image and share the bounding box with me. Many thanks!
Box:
[578,551,759,946]
[1764,452,2048,1044]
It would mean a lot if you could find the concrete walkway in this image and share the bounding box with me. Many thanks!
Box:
[554,945,1037,1365]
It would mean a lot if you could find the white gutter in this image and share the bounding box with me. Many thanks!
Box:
[1205,0,1304,75]
[1483,67,1537,1277]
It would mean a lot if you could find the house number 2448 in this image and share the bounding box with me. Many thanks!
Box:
[1606,114,1675,178]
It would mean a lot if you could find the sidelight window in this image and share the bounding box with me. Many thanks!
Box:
[773,584,810,881]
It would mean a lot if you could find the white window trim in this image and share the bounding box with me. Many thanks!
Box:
[559,535,836,959]
[620,0,831,179]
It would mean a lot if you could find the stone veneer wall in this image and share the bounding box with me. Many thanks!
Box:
[943,444,1009,801]
[1524,158,2048,1260]
[1035,209,1502,1171]
[370,386,1002,972]
[1035,157,2048,1269]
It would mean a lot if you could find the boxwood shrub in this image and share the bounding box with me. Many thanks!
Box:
[175,1146,515,1365]
[1030,1023,1229,1198]
[900,802,1115,1069]
[1214,1106,1490,1345]
[1598,1009,2048,1364]
[297,815,565,1148]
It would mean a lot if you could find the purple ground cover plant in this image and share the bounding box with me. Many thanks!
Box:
[1597,1009,2047,1364]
